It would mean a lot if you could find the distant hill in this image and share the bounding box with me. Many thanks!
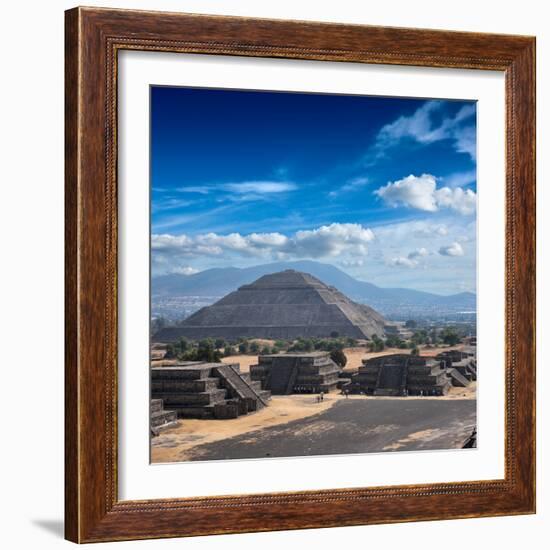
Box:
[152,260,476,320]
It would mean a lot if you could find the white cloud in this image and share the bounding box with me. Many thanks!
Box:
[290,223,374,258]
[177,181,297,195]
[375,174,439,211]
[152,223,375,264]
[388,247,429,269]
[408,247,429,260]
[439,242,465,256]
[171,266,199,275]
[412,224,448,237]
[375,173,477,215]
[434,186,477,215]
[370,100,476,160]
[388,256,418,268]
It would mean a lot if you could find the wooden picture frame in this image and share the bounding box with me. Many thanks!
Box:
[65,6,536,543]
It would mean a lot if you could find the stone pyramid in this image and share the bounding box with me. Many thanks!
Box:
[154,269,386,342]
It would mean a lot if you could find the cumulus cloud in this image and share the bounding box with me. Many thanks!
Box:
[388,256,418,268]
[388,247,429,269]
[408,247,429,260]
[370,100,476,160]
[152,223,375,264]
[412,224,448,237]
[375,174,439,211]
[375,173,476,215]
[434,186,477,215]
[439,242,465,256]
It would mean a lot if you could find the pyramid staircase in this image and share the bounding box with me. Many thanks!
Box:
[374,359,408,396]
[152,362,271,420]
[251,352,341,395]
[214,364,271,412]
[446,368,471,388]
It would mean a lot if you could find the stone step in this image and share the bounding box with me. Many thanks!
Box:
[152,377,220,393]
[151,409,178,428]
[158,388,228,407]
[259,390,272,401]
[447,368,471,387]
[151,399,164,413]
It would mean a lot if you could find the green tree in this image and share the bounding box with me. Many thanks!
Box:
[214,338,226,350]
[330,348,347,368]
[385,334,403,348]
[238,340,249,354]
[441,327,460,346]
[196,339,221,362]
[302,338,314,352]
[250,341,260,354]
[177,337,189,353]
[368,335,385,352]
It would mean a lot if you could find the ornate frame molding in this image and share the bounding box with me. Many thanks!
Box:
[65,7,535,543]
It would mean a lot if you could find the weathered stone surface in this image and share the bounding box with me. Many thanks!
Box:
[150,398,178,435]
[151,362,271,419]
[350,354,451,396]
[251,351,342,394]
[153,270,386,342]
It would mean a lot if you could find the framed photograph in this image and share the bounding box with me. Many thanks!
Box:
[65,7,536,543]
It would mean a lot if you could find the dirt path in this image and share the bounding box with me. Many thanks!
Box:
[179,398,476,462]
[152,384,476,463]
[152,394,335,463]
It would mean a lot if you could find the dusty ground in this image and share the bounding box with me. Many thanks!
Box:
[152,382,476,463]
[152,394,335,462]
[221,355,257,373]
[179,398,477,461]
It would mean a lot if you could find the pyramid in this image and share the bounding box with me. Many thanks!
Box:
[153,269,386,342]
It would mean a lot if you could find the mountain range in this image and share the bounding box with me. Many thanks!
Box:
[152,261,476,320]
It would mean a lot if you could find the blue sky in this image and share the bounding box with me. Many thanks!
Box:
[151,86,477,295]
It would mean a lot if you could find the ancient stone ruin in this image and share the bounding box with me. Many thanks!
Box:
[250,351,342,394]
[153,269,386,342]
[150,398,178,435]
[437,349,477,385]
[152,362,271,419]
[349,354,452,396]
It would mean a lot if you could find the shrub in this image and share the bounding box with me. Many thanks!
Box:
[330,348,347,368]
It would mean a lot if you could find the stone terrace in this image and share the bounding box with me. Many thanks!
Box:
[250,351,342,395]
[152,361,271,420]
